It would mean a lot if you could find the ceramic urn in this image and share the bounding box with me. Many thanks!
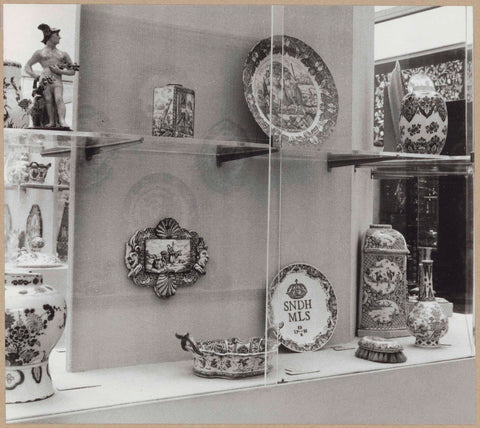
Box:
[407,260,448,347]
[5,271,66,404]
[398,73,448,154]
[3,61,30,128]
[358,224,410,338]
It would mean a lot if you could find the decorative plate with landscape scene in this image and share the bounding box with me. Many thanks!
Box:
[243,35,338,148]
[268,263,337,352]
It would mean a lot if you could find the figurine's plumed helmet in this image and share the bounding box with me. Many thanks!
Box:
[38,24,60,44]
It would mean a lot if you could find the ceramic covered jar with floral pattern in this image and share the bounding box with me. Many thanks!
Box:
[5,271,66,403]
[398,73,448,154]
[358,224,410,338]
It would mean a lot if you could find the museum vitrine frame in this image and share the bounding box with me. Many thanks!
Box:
[4,4,475,424]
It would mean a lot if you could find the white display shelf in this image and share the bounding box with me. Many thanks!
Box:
[275,312,474,383]
[327,150,473,174]
[5,129,473,174]
[6,313,474,423]
[4,183,70,191]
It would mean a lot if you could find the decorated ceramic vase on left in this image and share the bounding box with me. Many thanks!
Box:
[3,61,31,128]
[5,271,66,404]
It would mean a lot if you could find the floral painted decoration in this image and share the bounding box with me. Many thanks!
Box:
[5,271,66,403]
[5,304,66,367]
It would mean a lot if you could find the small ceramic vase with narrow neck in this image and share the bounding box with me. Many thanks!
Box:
[407,260,448,347]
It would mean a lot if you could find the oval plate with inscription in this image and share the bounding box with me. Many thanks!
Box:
[268,263,337,352]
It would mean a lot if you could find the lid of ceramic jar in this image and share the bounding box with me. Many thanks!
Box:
[364,224,409,254]
[407,73,436,93]
[5,271,43,286]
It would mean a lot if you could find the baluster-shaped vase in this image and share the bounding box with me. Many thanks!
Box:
[5,271,66,403]
[407,260,448,347]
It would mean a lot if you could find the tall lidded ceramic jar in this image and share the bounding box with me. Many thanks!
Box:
[3,61,30,128]
[407,260,448,347]
[5,272,66,403]
[398,73,448,154]
[358,224,410,338]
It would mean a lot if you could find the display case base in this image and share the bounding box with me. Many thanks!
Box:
[6,314,473,424]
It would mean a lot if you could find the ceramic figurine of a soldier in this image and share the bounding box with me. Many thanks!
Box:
[24,24,79,130]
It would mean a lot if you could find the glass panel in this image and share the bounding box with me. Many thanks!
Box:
[4,4,280,420]
[69,1,276,392]
[263,4,284,386]
[371,3,475,369]
[269,4,361,385]
[3,3,475,424]
[271,4,474,389]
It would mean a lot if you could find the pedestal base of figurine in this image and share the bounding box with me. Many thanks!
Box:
[357,328,411,338]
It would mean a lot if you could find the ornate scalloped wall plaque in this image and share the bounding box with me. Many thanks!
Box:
[125,217,208,298]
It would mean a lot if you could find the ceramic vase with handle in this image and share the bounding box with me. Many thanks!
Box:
[407,260,448,347]
[398,73,448,154]
[5,271,66,403]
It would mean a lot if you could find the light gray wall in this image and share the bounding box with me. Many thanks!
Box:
[69,5,374,371]
[77,5,270,142]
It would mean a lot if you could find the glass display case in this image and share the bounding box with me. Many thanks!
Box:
[4,4,475,424]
